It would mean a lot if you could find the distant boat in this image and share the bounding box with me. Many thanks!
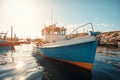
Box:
[0,33,10,54]
[33,23,100,80]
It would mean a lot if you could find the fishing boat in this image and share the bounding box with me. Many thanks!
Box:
[0,33,10,54]
[33,22,100,80]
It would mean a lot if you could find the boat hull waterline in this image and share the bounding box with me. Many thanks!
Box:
[34,36,98,80]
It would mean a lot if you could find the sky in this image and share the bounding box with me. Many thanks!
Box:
[0,0,120,38]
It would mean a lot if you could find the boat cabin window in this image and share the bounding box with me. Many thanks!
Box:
[54,32,58,35]
[43,30,65,35]
[42,26,66,35]
[61,31,65,35]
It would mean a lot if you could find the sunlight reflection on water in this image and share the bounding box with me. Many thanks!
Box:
[19,76,25,80]
[16,57,24,70]
[0,44,43,80]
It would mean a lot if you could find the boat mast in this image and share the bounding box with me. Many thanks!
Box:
[11,25,13,44]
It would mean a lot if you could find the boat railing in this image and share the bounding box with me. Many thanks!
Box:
[66,22,94,39]
[69,22,94,36]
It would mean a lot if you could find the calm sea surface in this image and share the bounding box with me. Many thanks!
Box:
[0,44,120,80]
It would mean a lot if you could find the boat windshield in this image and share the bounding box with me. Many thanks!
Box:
[42,26,66,35]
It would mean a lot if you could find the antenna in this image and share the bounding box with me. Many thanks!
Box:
[11,25,13,43]
[50,8,53,24]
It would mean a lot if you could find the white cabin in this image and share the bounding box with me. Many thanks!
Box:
[42,24,66,42]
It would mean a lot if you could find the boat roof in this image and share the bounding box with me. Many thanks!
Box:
[42,24,66,32]
[0,33,7,34]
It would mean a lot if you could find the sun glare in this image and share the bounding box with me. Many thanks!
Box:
[16,58,24,70]
[19,76,25,80]
[0,0,50,38]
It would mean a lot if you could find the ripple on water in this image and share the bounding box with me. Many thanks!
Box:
[0,44,120,80]
[0,44,44,80]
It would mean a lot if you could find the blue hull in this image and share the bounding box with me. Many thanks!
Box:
[37,41,97,64]
[0,40,10,54]
[0,46,9,54]
[33,53,92,80]
[34,39,98,80]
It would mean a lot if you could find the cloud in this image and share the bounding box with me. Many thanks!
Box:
[94,17,99,20]
[95,23,115,27]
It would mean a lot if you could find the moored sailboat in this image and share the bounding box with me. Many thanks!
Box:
[0,33,10,54]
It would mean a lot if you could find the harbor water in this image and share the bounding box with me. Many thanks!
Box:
[0,44,44,80]
[0,44,120,80]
